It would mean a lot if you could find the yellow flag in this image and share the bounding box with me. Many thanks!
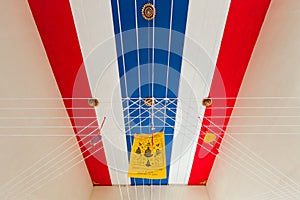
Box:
[128,132,166,179]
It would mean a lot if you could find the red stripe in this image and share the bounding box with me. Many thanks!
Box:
[28,0,112,185]
[188,0,271,185]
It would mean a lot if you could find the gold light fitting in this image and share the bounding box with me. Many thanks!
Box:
[88,98,99,107]
[142,3,156,21]
[202,98,212,107]
[144,97,155,107]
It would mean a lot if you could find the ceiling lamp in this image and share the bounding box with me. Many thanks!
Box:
[202,98,212,107]
[142,3,156,21]
[144,97,155,107]
[88,98,99,107]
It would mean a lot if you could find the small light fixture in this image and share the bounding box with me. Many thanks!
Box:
[88,98,99,107]
[202,98,212,107]
[144,97,154,107]
[142,3,156,21]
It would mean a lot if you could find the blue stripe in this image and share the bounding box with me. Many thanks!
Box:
[110,0,189,185]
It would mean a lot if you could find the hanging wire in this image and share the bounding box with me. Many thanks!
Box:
[0,96,300,100]
[204,106,300,109]
[245,185,300,200]
[163,98,300,197]
[5,122,104,199]
[4,125,101,197]
[110,139,124,200]
[14,113,297,199]
[179,99,300,189]
[0,107,96,110]
[133,0,141,198]
[162,111,297,199]
[177,100,300,196]
[115,0,133,198]
[150,0,156,197]
[202,115,300,189]
[4,117,106,197]
[11,142,104,200]
[2,97,300,198]
[157,0,174,195]
[0,119,97,191]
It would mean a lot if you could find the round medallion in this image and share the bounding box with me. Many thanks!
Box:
[144,97,154,107]
[88,98,99,107]
[142,3,156,21]
[202,98,212,107]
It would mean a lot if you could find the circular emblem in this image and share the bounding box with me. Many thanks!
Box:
[88,98,99,107]
[142,3,156,21]
[202,98,212,107]
[144,97,155,107]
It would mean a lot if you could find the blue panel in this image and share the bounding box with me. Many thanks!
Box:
[119,0,136,31]
[139,48,153,66]
[110,0,189,185]
[172,0,189,33]
[124,51,138,72]
[111,0,120,34]
[155,0,172,29]
[154,49,168,66]
[137,0,154,28]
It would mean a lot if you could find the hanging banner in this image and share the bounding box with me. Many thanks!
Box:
[128,132,167,179]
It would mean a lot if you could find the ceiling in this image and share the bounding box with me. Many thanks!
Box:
[1,0,300,199]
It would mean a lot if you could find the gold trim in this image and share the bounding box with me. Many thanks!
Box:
[142,3,156,21]
[199,180,207,185]
[92,180,100,185]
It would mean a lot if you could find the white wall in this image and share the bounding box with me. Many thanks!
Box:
[207,0,300,199]
[90,186,210,200]
[0,0,92,199]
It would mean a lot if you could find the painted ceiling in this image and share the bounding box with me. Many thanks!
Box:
[27,0,271,186]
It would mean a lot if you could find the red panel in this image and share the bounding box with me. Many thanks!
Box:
[28,0,111,185]
[188,0,271,185]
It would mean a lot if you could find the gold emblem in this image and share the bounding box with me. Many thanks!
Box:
[144,97,154,107]
[203,132,217,144]
[142,3,156,21]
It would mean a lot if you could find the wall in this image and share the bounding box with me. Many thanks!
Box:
[90,186,210,200]
[0,0,92,199]
[207,0,300,199]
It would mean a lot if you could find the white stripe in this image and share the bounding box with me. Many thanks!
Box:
[169,0,232,184]
[69,0,129,185]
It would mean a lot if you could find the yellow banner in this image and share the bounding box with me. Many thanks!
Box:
[128,132,166,179]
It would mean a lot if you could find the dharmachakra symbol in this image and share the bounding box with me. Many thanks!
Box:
[142,3,156,21]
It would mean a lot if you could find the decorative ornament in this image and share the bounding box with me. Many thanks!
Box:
[88,98,99,107]
[202,98,212,107]
[199,180,207,185]
[203,132,217,144]
[144,97,154,107]
[142,3,156,21]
